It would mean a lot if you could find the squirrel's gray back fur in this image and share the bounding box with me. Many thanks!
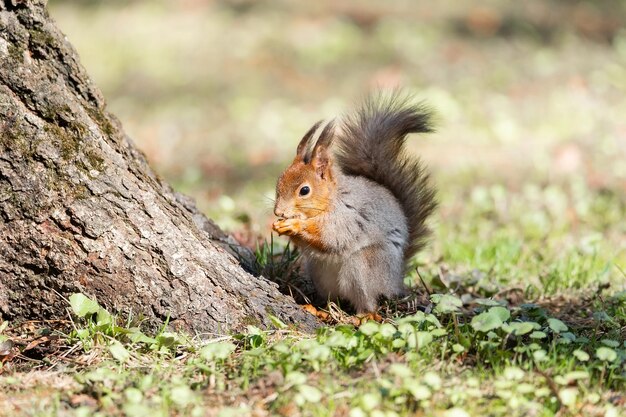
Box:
[334,93,437,260]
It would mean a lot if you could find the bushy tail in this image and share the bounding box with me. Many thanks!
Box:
[335,93,437,260]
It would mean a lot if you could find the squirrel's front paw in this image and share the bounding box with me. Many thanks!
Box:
[272,218,302,236]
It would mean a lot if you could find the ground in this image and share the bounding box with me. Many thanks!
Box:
[1,1,625,416]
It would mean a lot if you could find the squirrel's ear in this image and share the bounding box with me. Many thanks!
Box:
[296,120,324,162]
[311,120,335,179]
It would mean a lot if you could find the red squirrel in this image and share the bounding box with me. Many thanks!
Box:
[272,93,437,313]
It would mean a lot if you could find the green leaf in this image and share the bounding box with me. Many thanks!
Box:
[407,384,431,400]
[517,383,535,394]
[592,311,613,323]
[458,333,471,348]
[547,318,568,333]
[490,306,511,322]
[471,314,500,332]
[109,341,130,363]
[357,348,374,361]
[573,350,590,361]
[559,388,578,407]
[502,322,534,336]
[441,408,471,417]
[452,343,465,353]
[307,345,331,362]
[123,403,152,417]
[272,341,290,354]
[392,338,406,348]
[601,339,619,348]
[596,347,617,362]
[388,364,412,378]
[247,325,263,335]
[430,328,448,337]
[127,330,157,345]
[285,371,307,386]
[74,407,93,417]
[298,385,322,403]
[349,408,367,417]
[69,293,100,318]
[414,331,433,349]
[562,371,590,384]
[170,385,195,407]
[422,372,442,389]
[503,367,525,380]
[358,321,379,336]
[246,334,264,348]
[471,306,511,333]
[156,333,181,349]
[200,342,236,361]
[378,323,397,339]
[268,314,287,330]
[423,314,442,328]
[530,331,547,339]
[533,349,547,362]
[431,294,462,314]
[474,298,501,307]
[75,329,89,340]
[359,392,380,411]
[96,308,113,326]
[610,291,626,301]
[124,387,143,404]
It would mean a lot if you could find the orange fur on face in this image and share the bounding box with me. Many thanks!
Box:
[274,157,335,221]
[273,121,336,251]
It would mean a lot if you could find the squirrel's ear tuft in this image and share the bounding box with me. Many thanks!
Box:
[296,120,324,162]
[311,120,335,178]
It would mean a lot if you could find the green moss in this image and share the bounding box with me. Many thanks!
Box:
[85,105,117,138]
[240,314,261,327]
[68,119,88,140]
[72,184,90,200]
[37,103,74,125]
[42,118,105,183]
[1,122,31,156]
[28,28,56,51]
[0,121,93,222]
[44,124,79,160]
[84,148,105,173]
[7,43,24,62]
[264,305,277,317]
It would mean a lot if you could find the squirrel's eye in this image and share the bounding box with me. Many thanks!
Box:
[299,186,310,196]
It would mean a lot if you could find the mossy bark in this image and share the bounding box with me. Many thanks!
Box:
[0,0,315,333]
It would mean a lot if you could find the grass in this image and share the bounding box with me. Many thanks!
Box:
[1,0,625,416]
[1,265,624,416]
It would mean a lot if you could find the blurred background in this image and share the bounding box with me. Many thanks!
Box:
[49,0,626,294]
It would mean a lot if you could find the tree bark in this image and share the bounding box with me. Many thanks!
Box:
[0,0,316,333]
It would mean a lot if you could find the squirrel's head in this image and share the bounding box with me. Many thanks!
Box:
[274,121,336,220]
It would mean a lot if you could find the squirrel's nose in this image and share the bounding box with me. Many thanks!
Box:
[274,208,284,218]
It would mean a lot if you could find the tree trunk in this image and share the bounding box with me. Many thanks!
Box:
[0,0,316,333]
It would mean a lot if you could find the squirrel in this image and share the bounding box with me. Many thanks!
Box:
[272,93,437,314]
